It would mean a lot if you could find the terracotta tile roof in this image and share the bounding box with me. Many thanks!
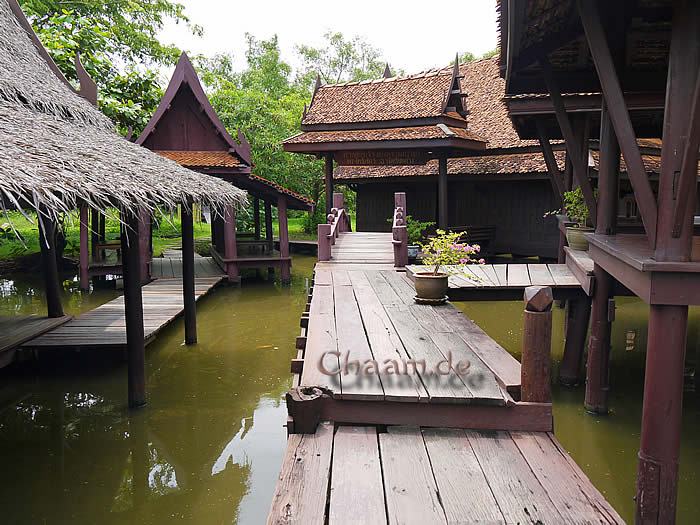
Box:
[285,125,486,145]
[249,173,314,208]
[590,151,662,175]
[155,150,245,169]
[302,70,454,125]
[335,151,565,179]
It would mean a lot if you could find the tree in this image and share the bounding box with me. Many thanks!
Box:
[296,31,387,89]
[19,0,201,135]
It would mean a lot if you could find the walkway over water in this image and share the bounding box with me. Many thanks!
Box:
[25,277,222,350]
[325,231,394,264]
[269,230,620,523]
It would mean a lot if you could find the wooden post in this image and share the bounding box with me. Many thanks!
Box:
[437,154,448,229]
[333,193,345,232]
[38,212,64,318]
[324,153,334,216]
[521,286,553,403]
[278,196,291,284]
[253,197,261,240]
[90,209,99,262]
[584,263,613,413]
[318,223,331,261]
[559,297,591,386]
[223,204,239,283]
[138,207,151,284]
[393,192,408,268]
[79,204,89,291]
[265,201,274,277]
[635,3,699,521]
[121,208,146,408]
[181,199,197,344]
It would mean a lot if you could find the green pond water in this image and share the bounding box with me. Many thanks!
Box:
[0,255,698,523]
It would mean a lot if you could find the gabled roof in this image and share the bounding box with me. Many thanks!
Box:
[136,53,252,167]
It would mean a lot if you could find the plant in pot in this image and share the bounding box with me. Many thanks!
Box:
[414,230,483,304]
[562,187,593,251]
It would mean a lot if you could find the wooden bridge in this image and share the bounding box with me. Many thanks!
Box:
[267,193,622,523]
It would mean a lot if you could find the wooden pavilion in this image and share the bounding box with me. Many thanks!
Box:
[136,53,313,285]
[0,0,246,405]
[499,0,699,521]
[283,61,487,225]
[335,57,666,258]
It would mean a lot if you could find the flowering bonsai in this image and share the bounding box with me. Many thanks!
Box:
[420,230,484,275]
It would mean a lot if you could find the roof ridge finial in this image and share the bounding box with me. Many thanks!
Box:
[313,73,322,96]
[383,63,392,78]
[75,53,98,106]
[453,53,460,76]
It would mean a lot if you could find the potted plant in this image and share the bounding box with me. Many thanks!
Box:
[414,230,483,303]
[405,216,434,261]
[562,187,594,251]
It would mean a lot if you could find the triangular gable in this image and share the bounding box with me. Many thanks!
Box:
[136,53,251,166]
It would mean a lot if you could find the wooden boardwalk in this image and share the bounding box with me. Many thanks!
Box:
[25,277,222,349]
[268,423,623,524]
[0,315,71,365]
[328,232,394,264]
[270,232,621,523]
[151,254,224,279]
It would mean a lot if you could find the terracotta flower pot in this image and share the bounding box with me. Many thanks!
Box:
[414,272,449,301]
[566,226,594,251]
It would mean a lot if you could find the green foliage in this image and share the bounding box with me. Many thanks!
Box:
[405,216,435,245]
[420,230,482,275]
[296,31,388,88]
[19,0,199,135]
[454,48,499,64]
[563,187,590,226]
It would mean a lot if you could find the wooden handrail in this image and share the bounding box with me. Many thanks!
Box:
[392,192,408,268]
[318,192,349,261]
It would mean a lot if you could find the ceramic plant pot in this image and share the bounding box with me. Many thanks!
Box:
[565,226,594,251]
[407,245,420,261]
[414,272,449,301]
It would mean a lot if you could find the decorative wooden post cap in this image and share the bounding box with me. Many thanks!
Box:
[524,286,553,312]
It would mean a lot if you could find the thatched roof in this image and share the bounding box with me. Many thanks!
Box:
[0,0,246,219]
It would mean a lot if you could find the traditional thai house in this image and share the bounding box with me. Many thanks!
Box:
[499,0,698,520]
[137,53,313,285]
[0,0,246,405]
[335,57,664,259]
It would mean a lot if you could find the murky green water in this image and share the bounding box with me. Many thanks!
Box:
[0,258,698,523]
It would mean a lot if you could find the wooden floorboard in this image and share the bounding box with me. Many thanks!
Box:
[24,277,222,349]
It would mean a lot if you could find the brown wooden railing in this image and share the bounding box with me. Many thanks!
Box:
[392,192,408,268]
[318,192,351,261]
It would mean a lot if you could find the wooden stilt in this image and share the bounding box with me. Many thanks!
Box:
[90,208,99,261]
[253,197,261,240]
[38,212,64,318]
[325,153,334,216]
[278,196,291,285]
[559,297,591,386]
[79,204,89,291]
[584,263,613,414]
[98,212,106,260]
[121,208,146,408]
[223,204,239,283]
[265,201,274,278]
[181,199,197,344]
[437,154,448,229]
[138,207,151,284]
[521,286,553,403]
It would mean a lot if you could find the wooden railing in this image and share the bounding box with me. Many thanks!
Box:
[318,192,351,261]
[392,192,408,268]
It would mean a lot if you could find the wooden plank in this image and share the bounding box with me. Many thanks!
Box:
[380,427,447,525]
[478,264,500,287]
[548,263,582,286]
[422,428,505,524]
[492,264,507,286]
[506,264,531,287]
[527,264,556,286]
[366,270,403,306]
[314,268,332,286]
[380,270,417,304]
[408,304,453,333]
[329,427,386,525]
[333,276,385,400]
[348,271,427,402]
[301,285,340,394]
[466,265,494,286]
[511,431,623,524]
[466,430,563,523]
[266,421,333,525]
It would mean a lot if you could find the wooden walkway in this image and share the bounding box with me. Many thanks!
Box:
[407,262,585,300]
[151,254,224,279]
[24,277,222,349]
[328,232,394,264]
[269,232,621,523]
[0,315,71,365]
[268,423,623,524]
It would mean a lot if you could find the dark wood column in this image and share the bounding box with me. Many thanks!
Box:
[265,201,274,278]
[253,197,261,240]
[121,207,146,408]
[437,154,448,229]
[584,101,619,413]
[223,204,239,283]
[79,204,89,291]
[278,196,291,284]
[90,209,99,259]
[324,153,334,216]
[635,2,699,521]
[181,199,197,345]
[38,212,64,318]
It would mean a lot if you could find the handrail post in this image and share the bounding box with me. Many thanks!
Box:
[393,192,408,268]
[318,223,332,261]
[521,286,553,403]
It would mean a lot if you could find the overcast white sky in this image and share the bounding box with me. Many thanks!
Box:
[159,0,499,76]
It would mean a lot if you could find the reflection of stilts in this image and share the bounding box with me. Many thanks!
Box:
[49,390,65,515]
[130,414,149,508]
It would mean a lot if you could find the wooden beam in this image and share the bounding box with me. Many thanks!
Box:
[253,197,261,240]
[223,205,239,282]
[278,196,291,284]
[438,154,448,229]
[38,211,64,318]
[79,204,89,291]
[541,61,597,225]
[181,199,197,344]
[535,120,565,202]
[577,0,657,246]
[325,153,334,216]
[596,101,620,235]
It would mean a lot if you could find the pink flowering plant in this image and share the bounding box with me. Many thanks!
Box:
[420,229,484,275]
